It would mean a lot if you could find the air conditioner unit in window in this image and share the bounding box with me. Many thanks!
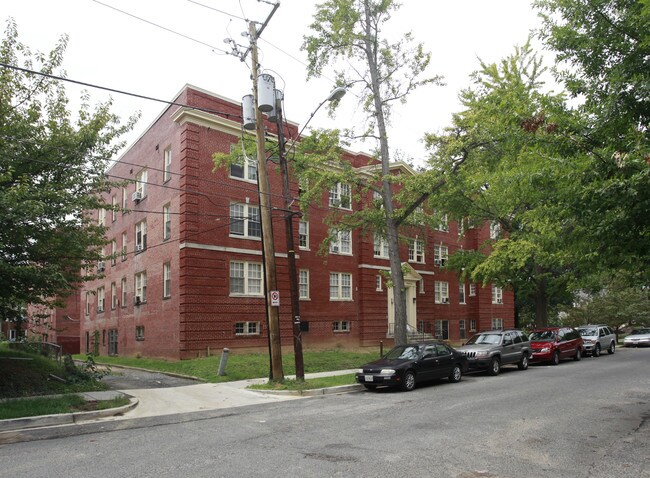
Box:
[97,261,105,272]
[434,259,441,266]
[442,298,450,304]
[132,191,142,202]
[496,299,503,304]
[331,244,339,253]
[134,296,141,306]
[135,244,143,252]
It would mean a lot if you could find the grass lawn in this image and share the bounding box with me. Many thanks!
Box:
[248,374,356,391]
[0,395,131,420]
[79,349,380,383]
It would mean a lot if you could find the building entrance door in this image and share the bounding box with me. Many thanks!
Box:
[387,263,422,336]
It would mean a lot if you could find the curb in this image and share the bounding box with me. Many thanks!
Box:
[250,383,363,396]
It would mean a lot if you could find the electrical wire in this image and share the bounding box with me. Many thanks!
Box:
[186,0,248,21]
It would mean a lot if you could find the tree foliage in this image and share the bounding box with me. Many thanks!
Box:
[0,20,136,330]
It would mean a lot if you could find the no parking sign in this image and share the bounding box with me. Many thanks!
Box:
[270,290,280,306]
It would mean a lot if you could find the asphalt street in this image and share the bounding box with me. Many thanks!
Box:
[1,348,648,478]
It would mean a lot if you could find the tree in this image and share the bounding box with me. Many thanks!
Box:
[534,0,650,283]
[0,20,135,335]
[423,43,589,328]
[302,0,441,344]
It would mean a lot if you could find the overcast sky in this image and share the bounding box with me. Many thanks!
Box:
[5,0,543,164]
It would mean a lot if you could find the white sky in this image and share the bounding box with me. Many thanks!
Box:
[4,0,543,164]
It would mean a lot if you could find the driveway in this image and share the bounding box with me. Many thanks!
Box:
[101,366,200,390]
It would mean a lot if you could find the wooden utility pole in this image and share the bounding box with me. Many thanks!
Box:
[249,21,283,381]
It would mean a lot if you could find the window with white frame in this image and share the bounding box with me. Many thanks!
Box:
[136,326,145,341]
[469,283,477,296]
[299,220,309,249]
[408,239,424,263]
[163,147,172,182]
[229,145,257,182]
[329,182,351,209]
[299,269,310,299]
[163,204,171,240]
[458,217,465,237]
[134,271,147,304]
[111,240,117,266]
[374,235,389,258]
[372,190,384,209]
[459,319,467,339]
[437,213,449,232]
[98,208,106,226]
[434,244,448,266]
[419,279,425,294]
[230,203,261,239]
[111,195,117,222]
[230,261,263,296]
[376,275,382,291]
[85,291,90,316]
[135,169,148,198]
[121,231,127,261]
[121,187,127,210]
[235,321,260,335]
[459,283,466,304]
[434,281,449,304]
[111,282,117,310]
[470,319,477,331]
[121,277,127,308]
[329,229,352,254]
[330,272,352,300]
[135,220,147,252]
[333,321,350,332]
[163,262,171,299]
[491,318,504,330]
[97,286,105,313]
[492,285,503,304]
[489,221,501,239]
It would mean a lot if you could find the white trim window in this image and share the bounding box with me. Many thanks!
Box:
[374,235,389,259]
[469,283,477,297]
[459,283,466,304]
[491,318,504,330]
[408,239,424,263]
[121,187,127,210]
[163,147,172,182]
[329,182,351,209]
[299,269,310,299]
[434,244,448,266]
[111,240,117,266]
[330,272,352,300]
[97,286,105,313]
[163,262,171,299]
[376,275,383,292]
[299,220,309,250]
[419,279,425,294]
[490,221,501,239]
[235,321,260,335]
[458,218,465,237]
[111,195,117,222]
[229,145,258,182]
[434,281,449,304]
[230,203,261,239]
[121,277,127,308]
[135,169,148,198]
[121,231,127,261]
[492,285,503,304]
[98,208,106,226]
[111,282,117,310]
[333,321,350,332]
[437,213,449,232]
[135,220,147,252]
[163,204,171,240]
[329,229,352,255]
[470,319,477,332]
[135,271,147,304]
[230,261,263,296]
[85,292,90,315]
[372,190,384,209]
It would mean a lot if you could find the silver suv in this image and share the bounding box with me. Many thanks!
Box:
[458,329,531,376]
[577,324,616,357]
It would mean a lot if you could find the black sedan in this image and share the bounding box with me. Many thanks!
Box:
[355,342,468,391]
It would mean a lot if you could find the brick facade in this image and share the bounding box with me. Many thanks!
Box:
[77,85,513,359]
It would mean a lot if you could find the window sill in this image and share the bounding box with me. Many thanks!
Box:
[229,235,262,241]
[229,294,264,298]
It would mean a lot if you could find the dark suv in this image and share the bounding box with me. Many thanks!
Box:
[458,329,531,376]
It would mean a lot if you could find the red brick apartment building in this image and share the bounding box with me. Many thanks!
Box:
[78,84,513,359]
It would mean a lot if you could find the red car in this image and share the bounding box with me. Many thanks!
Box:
[529,327,584,365]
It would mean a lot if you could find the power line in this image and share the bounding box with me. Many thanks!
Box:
[186,0,248,21]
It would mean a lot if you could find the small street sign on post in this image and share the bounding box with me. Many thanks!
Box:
[270,290,280,307]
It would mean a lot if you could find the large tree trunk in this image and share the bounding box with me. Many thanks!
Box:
[534,274,549,328]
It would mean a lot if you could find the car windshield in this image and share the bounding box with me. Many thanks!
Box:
[630,328,650,335]
[384,345,420,360]
[466,333,502,345]
[529,330,556,342]
[579,328,597,337]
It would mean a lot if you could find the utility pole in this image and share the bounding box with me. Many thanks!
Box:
[249,20,283,381]
[275,100,304,381]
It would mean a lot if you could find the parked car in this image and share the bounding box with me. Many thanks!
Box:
[623,327,650,347]
[457,329,531,376]
[577,325,616,356]
[355,342,468,392]
[529,327,583,365]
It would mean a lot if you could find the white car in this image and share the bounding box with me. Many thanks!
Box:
[623,328,650,347]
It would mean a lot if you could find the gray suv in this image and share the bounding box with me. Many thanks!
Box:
[458,329,531,376]
[577,324,616,357]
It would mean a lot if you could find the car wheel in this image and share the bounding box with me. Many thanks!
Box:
[551,351,560,366]
[574,348,582,361]
[593,343,601,357]
[487,357,501,376]
[363,384,377,390]
[517,354,529,370]
[449,364,462,383]
[608,342,615,354]
[401,370,416,391]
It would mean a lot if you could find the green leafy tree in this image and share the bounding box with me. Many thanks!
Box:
[0,20,136,335]
[301,0,441,344]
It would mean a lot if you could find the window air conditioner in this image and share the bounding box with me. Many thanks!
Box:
[132,191,142,202]
[434,259,441,266]
[134,296,141,306]
[496,299,503,304]
[331,244,339,253]
[442,298,450,304]
[97,261,105,272]
[135,244,143,252]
